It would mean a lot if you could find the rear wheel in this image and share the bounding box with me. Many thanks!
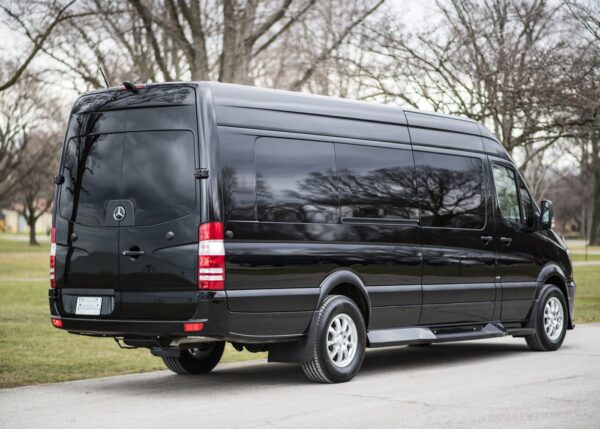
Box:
[525,285,567,351]
[302,295,366,383]
[162,341,225,375]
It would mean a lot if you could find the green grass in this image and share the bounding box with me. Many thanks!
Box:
[0,237,50,254]
[0,233,599,388]
[0,235,264,388]
[570,253,600,262]
[572,265,600,324]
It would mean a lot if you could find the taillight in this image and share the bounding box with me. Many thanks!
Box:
[51,318,62,328]
[198,222,225,290]
[50,227,56,288]
[183,322,204,332]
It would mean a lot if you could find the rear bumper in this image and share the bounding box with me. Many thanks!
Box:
[49,289,311,342]
[53,316,208,336]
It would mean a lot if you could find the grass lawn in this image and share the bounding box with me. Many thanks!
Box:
[571,265,600,323]
[1,234,599,388]
[0,236,264,388]
[570,253,600,262]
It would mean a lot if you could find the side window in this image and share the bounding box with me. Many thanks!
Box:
[414,152,486,229]
[219,132,256,221]
[519,179,536,228]
[336,143,419,220]
[255,138,337,223]
[492,164,521,223]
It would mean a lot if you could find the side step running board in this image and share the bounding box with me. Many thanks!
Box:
[367,323,505,348]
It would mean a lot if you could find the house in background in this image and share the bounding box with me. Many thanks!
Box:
[0,208,52,236]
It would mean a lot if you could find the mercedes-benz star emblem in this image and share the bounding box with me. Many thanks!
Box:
[113,205,126,221]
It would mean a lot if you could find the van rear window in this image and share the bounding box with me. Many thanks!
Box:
[59,131,196,226]
[60,134,123,226]
[122,131,195,226]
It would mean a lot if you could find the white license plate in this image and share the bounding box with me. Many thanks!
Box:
[75,297,102,316]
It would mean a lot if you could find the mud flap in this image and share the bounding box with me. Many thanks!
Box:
[267,311,319,363]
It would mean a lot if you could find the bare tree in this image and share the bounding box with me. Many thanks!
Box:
[34,0,385,93]
[0,69,57,203]
[11,131,60,245]
[565,0,600,42]
[0,0,94,92]
[561,0,600,243]
[254,0,385,95]
[38,0,322,88]
[358,0,588,169]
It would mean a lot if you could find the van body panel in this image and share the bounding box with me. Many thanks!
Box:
[404,109,481,135]
[51,81,575,349]
[209,81,408,126]
[409,128,485,152]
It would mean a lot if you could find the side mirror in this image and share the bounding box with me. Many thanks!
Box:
[540,200,554,230]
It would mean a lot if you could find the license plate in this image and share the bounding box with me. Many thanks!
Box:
[75,297,102,316]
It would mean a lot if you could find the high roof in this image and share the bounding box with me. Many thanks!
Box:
[205,81,408,126]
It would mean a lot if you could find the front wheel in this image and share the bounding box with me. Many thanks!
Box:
[525,285,567,351]
[162,341,225,375]
[302,295,366,383]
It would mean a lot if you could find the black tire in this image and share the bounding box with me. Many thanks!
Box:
[162,341,225,375]
[302,295,366,383]
[525,285,567,351]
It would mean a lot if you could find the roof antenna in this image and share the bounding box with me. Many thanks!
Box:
[99,67,110,88]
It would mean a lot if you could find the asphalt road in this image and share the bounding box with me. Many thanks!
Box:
[2,324,599,429]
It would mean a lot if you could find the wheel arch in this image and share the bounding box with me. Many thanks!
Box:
[535,263,573,328]
[268,269,371,364]
[317,270,371,329]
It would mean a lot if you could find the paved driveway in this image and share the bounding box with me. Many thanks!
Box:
[1,324,599,429]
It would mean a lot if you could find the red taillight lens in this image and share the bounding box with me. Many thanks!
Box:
[51,318,62,328]
[50,227,56,288]
[198,222,225,290]
[183,322,204,332]
[199,221,224,241]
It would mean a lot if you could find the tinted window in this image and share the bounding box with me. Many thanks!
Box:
[256,138,337,223]
[493,164,520,223]
[520,179,536,228]
[60,134,122,226]
[219,132,256,221]
[415,152,485,229]
[336,144,418,219]
[122,131,195,225]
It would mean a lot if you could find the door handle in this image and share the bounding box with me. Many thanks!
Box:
[121,250,145,257]
[500,237,513,246]
[480,235,493,245]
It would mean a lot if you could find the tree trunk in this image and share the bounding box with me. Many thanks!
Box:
[589,140,600,245]
[28,213,38,246]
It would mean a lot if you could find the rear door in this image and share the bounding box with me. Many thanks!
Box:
[116,91,200,319]
[118,128,199,318]
[56,85,201,319]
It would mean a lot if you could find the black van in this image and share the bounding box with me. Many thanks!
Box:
[49,82,575,383]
